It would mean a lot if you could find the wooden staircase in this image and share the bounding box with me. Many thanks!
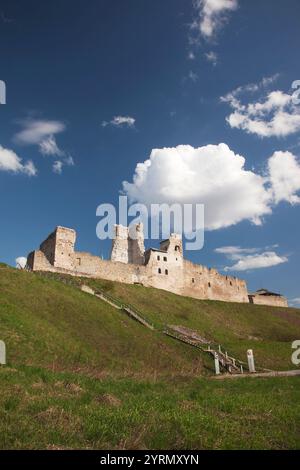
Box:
[81,284,246,375]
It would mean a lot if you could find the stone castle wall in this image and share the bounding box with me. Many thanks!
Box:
[249,294,288,308]
[26,225,286,306]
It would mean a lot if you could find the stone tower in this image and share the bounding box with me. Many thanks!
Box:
[110,223,145,265]
[110,225,129,264]
[128,222,145,265]
[39,226,76,270]
[160,233,183,258]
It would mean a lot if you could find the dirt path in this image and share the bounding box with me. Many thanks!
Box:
[212,369,300,380]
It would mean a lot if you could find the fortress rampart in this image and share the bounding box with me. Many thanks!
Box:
[26,225,288,307]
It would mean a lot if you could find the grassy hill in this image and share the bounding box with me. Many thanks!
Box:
[0,263,300,450]
[54,272,300,371]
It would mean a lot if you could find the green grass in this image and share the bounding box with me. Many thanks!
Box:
[0,265,206,377]
[82,277,300,371]
[0,365,299,450]
[0,264,300,449]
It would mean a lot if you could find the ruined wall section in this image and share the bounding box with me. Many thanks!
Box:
[53,226,76,271]
[128,223,145,265]
[110,225,129,264]
[28,247,148,285]
[249,294,288,307]
[27,225,286,306]
[27,250,57,272]
[141,234,185,294]
[39,231,56,265]
[142,249,184,294]
[182,259,249,303]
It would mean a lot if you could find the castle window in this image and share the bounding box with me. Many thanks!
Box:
[163,256,167,261]
[157,255,160,261]
[175,245,180,252]
[208,282,211,288]
[230,281,232,286]
[165,269,168,275]
[192,278,195,283]
[77,258,81,266]
[158,268,161,274]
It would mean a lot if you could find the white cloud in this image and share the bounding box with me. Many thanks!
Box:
[268,151,300,204]
[102,115,135,128]
[15,257,27,269]
[215,246,258,259]
[14,119,65,145]
[52,161,63,174]
[291,297,300,306]
[122,144,300,231]
[222,79,300,137]
[215,244,288,271]
[0,145,37,176]
[205,51,218,65]
[188,51,195,60]
[122,143,272,231]
[39,135,64,157]
[192,0,238,40]
[221,75,280,104]
[224,251,288,272]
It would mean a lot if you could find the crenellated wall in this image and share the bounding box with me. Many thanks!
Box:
[26,225,286,306]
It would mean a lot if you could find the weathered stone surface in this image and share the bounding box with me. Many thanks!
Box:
[26,225,287,306]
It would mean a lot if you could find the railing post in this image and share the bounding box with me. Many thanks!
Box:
[0,340,6,365]
[214,352,220,375]
[247,349,256,373]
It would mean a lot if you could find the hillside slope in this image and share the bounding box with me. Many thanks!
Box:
[0,264,203,377]
[83,277,300,371]
[1,264,300,450]
[1,263,300,373]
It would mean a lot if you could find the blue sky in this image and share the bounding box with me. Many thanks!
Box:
[0,0,300,304]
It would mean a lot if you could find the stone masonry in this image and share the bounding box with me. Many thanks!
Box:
[26,225,288,307]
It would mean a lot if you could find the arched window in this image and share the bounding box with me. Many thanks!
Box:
[208,282,211,288]
[175,245,180,252]
[165,269,168,275]
[158,268,161,274]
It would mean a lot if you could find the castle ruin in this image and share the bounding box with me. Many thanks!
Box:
[26,224,288,307]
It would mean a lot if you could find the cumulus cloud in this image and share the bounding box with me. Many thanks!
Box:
[102,115,135,128]
[191,0,238,40]
[122,144,300,231]
[0,145,37,176]
[14,119,65,145]
[268,151,300,204]
[222,78,300,137]
[215,245,288,271]
[15,257,27,269]
[122,143,272,230]
[39,135,64,157]
[291,297,300,306]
